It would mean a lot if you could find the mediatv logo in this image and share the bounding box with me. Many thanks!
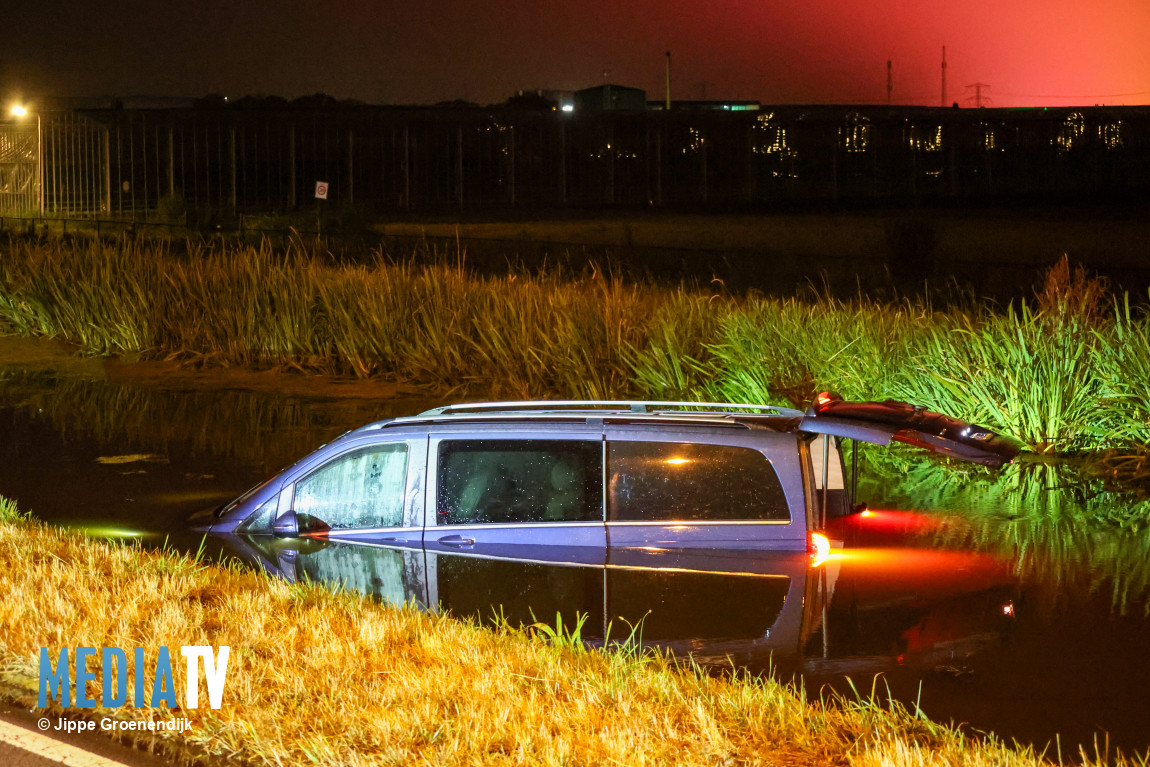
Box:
[38,646,230,709]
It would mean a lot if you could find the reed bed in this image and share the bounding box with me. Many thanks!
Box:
[3,238,1150,455]
[1,498,1140,767]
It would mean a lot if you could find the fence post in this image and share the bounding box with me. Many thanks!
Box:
[456,125,464,210]
[229,125,237,216]
[289,125,297,209]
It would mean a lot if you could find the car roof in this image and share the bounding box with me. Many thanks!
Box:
[344,397,1022,469]
[354,400,807,434]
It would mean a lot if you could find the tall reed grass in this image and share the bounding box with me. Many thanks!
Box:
[3,238,1150,455]
[2,498,1141,766]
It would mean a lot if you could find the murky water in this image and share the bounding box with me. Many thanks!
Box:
[3,367,1150,760]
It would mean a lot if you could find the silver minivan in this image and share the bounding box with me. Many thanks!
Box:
[205,395,1021,558]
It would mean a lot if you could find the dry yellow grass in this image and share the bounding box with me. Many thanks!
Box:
[0,498,1139,766]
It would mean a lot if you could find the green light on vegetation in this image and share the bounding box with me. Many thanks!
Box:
[68,524,148,540]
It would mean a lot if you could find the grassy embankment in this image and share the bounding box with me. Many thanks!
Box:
[1,496,1140,767]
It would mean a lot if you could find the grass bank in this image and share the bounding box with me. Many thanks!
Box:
[2,237,1149,453]
[0,496,1138,767]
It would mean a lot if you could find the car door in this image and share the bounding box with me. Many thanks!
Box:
[424,425,607,564]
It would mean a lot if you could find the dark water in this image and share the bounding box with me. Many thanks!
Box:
[3,369,1150,761]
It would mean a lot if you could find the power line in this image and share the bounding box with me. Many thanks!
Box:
[995,90,1150,99]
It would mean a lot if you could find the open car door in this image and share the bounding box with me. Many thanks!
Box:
[796,393,1024,469]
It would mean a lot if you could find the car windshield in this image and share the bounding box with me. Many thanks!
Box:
[216,477,276,517]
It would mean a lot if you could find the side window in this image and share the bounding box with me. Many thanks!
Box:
[294,443,408,530]
[608,441,790,522]
[437,439,602,525]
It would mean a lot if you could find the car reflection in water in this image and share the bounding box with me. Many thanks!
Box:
[216,530,1020,681]
[220,534,828,669]
[810,511,1020,679]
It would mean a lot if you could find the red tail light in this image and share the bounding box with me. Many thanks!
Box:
[809,532,831,566]
[813,391,843,413]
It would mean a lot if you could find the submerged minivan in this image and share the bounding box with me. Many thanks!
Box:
[204,395,1021,557]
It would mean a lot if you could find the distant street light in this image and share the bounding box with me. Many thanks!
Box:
[10,104,43,214]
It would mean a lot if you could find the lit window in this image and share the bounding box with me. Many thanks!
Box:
[1054,112,1086,153]
[1097,121,1125,150]
[840,112,870,153]
[752,112,794,159]
[908,124,943,152]
[682,127,706,154]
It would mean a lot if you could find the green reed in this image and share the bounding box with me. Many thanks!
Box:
[1091,295,1150,444]
[695,295,933,407]
[891,303,1104,452]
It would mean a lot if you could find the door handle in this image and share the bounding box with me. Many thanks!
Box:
[437,534,476,548]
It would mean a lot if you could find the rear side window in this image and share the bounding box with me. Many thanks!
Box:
[608,441,789,522]
[294,443,408,530]
[437,439,602,525]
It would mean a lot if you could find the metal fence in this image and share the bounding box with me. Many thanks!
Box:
[0,123,40,214]
[2,103,1148,218]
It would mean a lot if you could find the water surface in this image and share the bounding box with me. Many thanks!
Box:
[2,368,1149,760]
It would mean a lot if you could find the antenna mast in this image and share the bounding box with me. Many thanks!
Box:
[941,46,948,107]
[886,60,893,105]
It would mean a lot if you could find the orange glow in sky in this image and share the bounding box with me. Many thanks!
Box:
[5,0,1149,106]
[690,0,1150,106]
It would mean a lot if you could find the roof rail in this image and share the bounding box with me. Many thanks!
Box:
[416,400,801,417]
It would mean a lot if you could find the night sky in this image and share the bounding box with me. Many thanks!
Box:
[6,0,1150,107]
